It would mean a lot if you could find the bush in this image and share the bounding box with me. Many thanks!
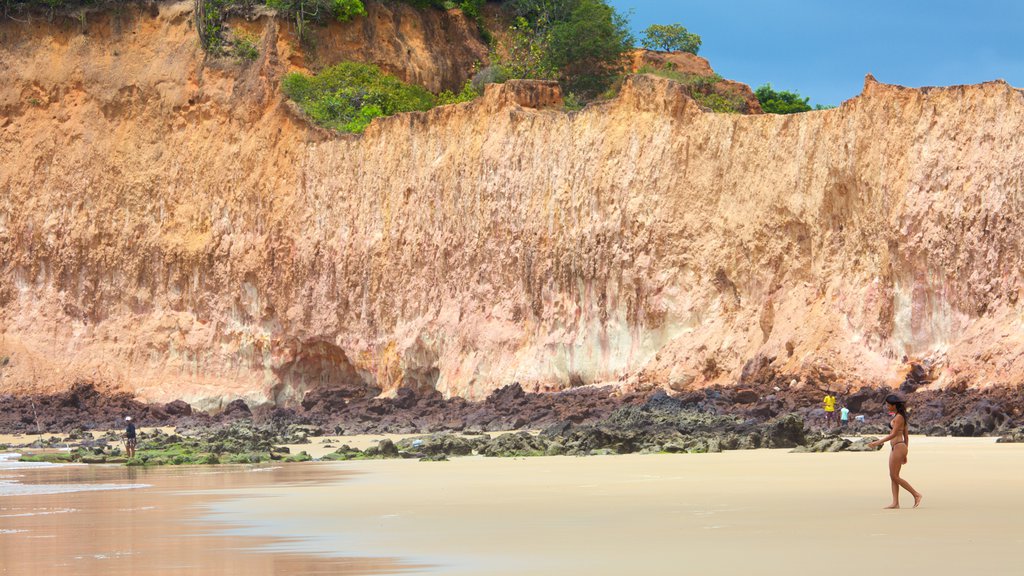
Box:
[232,31,260,61]
[266,0,366,41]
[562,91,584,111]
[471,65,511,93]
[282,62,438,133]
[508,0,576,26]
[265,0,365,22]
[641,23,701,54]
[197,0,233,54]
[436,80,480,105]
[489,17,558,82]
[694,92,745,114]
[755,83,813,114]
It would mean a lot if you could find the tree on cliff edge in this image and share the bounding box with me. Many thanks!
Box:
[641,24,702,54]
[545,0,634,98]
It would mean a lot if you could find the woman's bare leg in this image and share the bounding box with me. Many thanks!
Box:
[886,450,901,509]
[897,478,922,507]
[887,446,922,508]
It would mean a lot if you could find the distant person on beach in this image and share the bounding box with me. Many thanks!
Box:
[822,391,836,428]
[839,405,850,429]
[124,417,137,458]
[868,395,923,509]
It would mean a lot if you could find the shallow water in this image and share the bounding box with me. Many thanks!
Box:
[0,462,414,575]
[0,453,150,497]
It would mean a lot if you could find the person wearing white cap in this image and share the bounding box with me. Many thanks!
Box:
[124,416,137,458]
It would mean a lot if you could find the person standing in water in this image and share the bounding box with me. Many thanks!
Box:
[124,416,137,459]
[868,395,922,509]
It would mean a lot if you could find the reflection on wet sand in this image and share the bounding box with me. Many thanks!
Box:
[0,463,419,576]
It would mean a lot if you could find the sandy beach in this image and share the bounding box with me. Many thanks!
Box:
[3,437,1022,575]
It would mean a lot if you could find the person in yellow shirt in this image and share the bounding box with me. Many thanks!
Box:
[823,391,836,428]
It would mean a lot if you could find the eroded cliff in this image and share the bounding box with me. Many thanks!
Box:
[2,2,1023,411]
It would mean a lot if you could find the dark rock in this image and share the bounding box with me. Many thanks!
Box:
[643,390,682,411]
[900,363,929,394]
[486,383,526,407]
[396,433,482,457]
[844,387,876,413]
[949,399,1009,436]
[480,432,548,457]
[996,428,1024,443]
[846,437,880,452]
[322,445,364,461]
[393,388,419,410]
[761,415,806,448]
[545,441,566,456]
[675,391,705,407]
[377,439,400,458]
[748,399,780,419]
[948,417,977,437]
[732,389,759,404]
[802,435,852,452]
[542,421,573,437]
[222,399,252,418]
[164,400,193,417]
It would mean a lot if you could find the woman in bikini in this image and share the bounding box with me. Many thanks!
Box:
[868,394,923,509]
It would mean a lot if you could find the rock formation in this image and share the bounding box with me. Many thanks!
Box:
[2,2,1023,412]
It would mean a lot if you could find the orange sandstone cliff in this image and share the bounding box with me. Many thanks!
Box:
[1,2,1023,411]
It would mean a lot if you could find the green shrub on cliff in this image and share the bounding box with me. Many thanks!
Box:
[755,83,813,114]
[641,23,701,54]
[266,0,366,41]
[232,30,261,61]
[693,92,746,114]
[490,0,632,100]
[490,17,558,82]
[283,62,472,133]
[436,80,480,105]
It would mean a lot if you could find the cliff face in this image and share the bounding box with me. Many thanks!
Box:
[2,3,1023,411]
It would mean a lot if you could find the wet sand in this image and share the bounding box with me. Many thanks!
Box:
[3,437,1022,575]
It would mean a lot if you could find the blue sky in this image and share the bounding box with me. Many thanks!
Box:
[609,0,1024,106]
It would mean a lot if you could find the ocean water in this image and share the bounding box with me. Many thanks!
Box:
[0,453,149,496]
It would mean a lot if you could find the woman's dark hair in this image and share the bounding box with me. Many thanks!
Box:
[885,394,909,424]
